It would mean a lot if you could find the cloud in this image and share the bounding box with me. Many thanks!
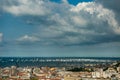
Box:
[2,0,51,16]
[1,0,120,46]
[95,0,120,25]
[62,0,68,4]
[95,0,120,13]
[17,35,40,42]
[0,33,3,42]
[70,2,120,34]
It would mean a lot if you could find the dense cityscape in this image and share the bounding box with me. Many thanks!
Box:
[0,57,120,80]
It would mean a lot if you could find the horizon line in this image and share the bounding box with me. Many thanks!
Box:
[0,56,120,58]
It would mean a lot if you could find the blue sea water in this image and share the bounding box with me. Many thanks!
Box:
[0,57,120,68]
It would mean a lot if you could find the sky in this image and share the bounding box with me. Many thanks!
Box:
[0,0,120,57]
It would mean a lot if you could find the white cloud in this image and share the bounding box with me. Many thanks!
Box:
[3,0,50,16]
[62,0,68,4]
[71,16,87,26]
[0,33,3,42]
[70,2,120,34]
[1,0,120,45]
[17,35,40,42]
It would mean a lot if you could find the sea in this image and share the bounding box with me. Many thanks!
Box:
[0,57,120,68]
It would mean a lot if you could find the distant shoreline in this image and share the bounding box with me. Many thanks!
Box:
[0,56,120,58]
